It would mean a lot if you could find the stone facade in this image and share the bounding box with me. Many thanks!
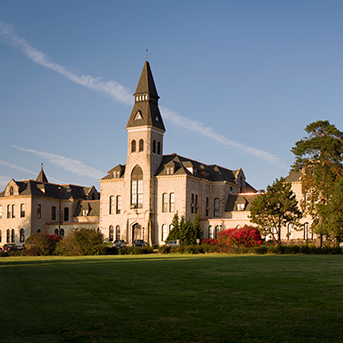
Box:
[0,61,315,248]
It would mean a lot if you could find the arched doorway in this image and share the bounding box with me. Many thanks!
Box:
[132,223,142,241]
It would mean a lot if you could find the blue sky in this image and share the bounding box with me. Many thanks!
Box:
[1,0,343,191]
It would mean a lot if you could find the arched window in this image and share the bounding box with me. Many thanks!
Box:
[37,229,41,233]
[131,165,143,208]
[51,206,56,221]
[7,205,11,218]
[214,198,219,217]
[12,204,15,218]
[20,204,25,218]
[7,229,10,243]
[9,186,14,196]
[64,207,69,222]
[169,193,175,212]
[157,141,161,155]
[55,229,59,235]
[109,225,114,241]
[60,228,64,237]
[37,204,41,219]
[139,139,144,152]
[162,224,168,241]
[0,205,2,219]
[11,229,15,243]
[153,140,156,153]
[20,229,25,243]
[109,196,115,214]
[116,225,121,240]
[208,226,214,239]
[116,195,121,214]
[162,193,168,212]
[215,226,220,239]
[131,140,136,153]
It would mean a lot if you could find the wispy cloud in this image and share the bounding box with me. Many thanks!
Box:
[0,159,64,183]
[0,21,132,105]
[0,21,283,166]
[13,146,104,179]
[0,176,11,190]
[161,107,284,166]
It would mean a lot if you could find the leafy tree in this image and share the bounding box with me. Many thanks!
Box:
[249,177,302,244]
[291,120,343,244]
[55,228,105,256]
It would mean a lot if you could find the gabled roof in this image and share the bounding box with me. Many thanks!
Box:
[73,200,100,217]
[225,193,260,212]
[285,170,302,182]
[126,61,165,131]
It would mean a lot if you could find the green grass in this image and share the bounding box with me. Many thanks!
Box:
[1,254,343,343]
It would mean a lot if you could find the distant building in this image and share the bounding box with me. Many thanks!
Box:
[0,62,315,248]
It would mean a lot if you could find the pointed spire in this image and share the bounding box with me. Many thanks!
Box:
[126,62,165,131]
[36,164,49,183]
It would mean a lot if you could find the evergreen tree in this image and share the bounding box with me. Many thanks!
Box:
[165,212,180,242]
[249,178,302,244]
[326,176,343,246]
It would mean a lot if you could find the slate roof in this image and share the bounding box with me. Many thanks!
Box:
[225,193,260,212]
[0,171,97,200]
[73,200,100,217]
[285,170,302,182]
[126,61,165,131]
[155,153,246,184]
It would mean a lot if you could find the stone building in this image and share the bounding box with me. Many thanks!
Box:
[0,61,315,248]
[0,167,100,248]
[99,61,258,246]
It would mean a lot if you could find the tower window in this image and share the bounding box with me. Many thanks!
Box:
[131,140,136,153]
[153,140,156,153]
[131,165,143,208]
[139,139,144,152]
[157,141,161,155]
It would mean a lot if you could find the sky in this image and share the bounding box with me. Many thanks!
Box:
[1,0,343,192]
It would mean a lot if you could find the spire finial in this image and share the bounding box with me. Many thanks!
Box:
[41,163,43,171]
[146,49,148,61]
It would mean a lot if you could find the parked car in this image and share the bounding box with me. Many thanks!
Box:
[2,244,17,252]
[113,240,126,248]
[166,240,180,247]
[132,239,146,247]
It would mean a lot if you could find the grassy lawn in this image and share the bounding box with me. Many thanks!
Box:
[1,254,343,343]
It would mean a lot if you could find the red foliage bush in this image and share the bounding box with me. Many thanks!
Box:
[202,238,218,245]
[217,226,262,247]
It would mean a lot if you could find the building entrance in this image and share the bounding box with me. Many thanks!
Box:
[132,223,142,241]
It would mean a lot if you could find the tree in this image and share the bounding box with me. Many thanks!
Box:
[325,176,343,246]
[291,120,343,244]
[55,228,105,256]
[165,213,202,245]
[249,178,302,244]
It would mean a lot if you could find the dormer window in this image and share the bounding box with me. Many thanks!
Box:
[237,203,245,211]
[165,167,174,175]
[9,186,14,196]
[82,209,89,216]
[113,171,120,178]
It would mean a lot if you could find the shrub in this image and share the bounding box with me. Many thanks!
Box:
[202,239,218,245]
[158,245,170,254]
[55,228,105,256]
[25,233,61,256]
[217,226,262,248]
